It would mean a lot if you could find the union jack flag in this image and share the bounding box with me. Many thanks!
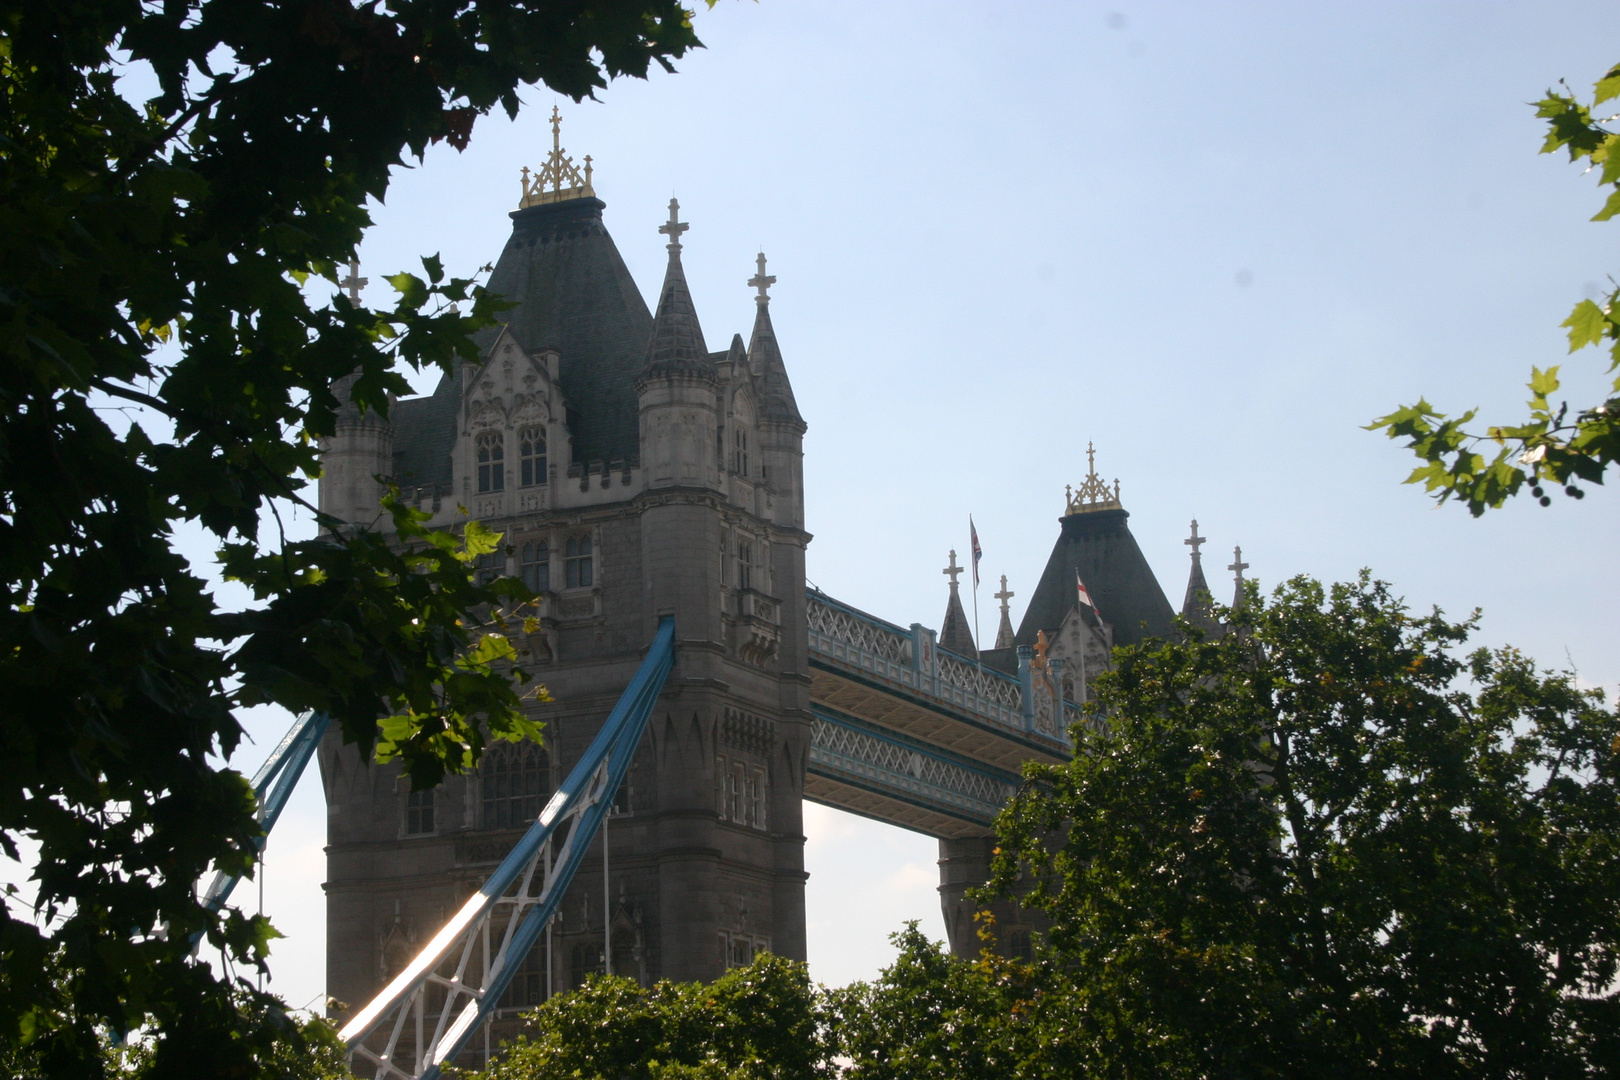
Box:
[969,517,982,587]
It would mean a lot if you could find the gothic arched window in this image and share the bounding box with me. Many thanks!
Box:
[476,430,505,492]
[519,426,546,487]
[565,535,593,589]
[482,741,549,830]
[520,540,549,594]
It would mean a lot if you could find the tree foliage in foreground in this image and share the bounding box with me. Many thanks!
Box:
[469,953,826,1080]
[0,0,702,1073]
[1371,60,1620,514]
[991,574,1620,1078]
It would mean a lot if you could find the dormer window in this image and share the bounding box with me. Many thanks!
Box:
[476,431,505,492]
[564,535,593,589]
[519,426,546,487]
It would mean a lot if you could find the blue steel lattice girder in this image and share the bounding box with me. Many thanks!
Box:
[338,616,676,1080]
[198,710,331,918]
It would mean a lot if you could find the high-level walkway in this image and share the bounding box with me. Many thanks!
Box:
[803,590,1076,839]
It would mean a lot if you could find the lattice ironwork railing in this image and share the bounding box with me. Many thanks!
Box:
[808,711,1018,825]
[806,592,1060,744]
[806,594,911,667]
[934,650,1022,713]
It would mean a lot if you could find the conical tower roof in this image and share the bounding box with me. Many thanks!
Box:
[1180,519,1222,635]
[745,253,803,427]
[938,550,978,658]
[640,198,714,382]
[993,575,1016,650]
[1016,450,1175,648]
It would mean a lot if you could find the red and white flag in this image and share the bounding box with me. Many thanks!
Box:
[969,517,982,587]
[1076,571,1094,609]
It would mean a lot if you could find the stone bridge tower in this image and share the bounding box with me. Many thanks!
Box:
[318,115,810,1031]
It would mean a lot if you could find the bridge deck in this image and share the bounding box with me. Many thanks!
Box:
[803,591,1076,837]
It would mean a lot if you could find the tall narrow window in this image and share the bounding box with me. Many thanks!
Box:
[747,767,767,830]
[729,763,745,823]
[474,550,501,585]
[715,755,728,819]
[519,426,546,487]
[737,541,753,592]
[482,741,549,830]
[732,428,749,476]
[520,541,549,593]
[476,430,505,492]
[405,787,435,835]
[565,535,593,589]
[499,945,546,1009]
[570,942,604,988]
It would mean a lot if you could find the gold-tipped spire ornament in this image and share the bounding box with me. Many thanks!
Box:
[518,107,595,208]
[1064,442,1123,514]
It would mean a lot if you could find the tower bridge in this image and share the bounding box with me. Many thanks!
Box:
[315,112,1238,1075]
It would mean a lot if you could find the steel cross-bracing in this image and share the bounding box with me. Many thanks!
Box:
[337,616,676,1080]
[197,709,331,922]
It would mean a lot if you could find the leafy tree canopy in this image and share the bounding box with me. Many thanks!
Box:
[1371,61,1620,514]
[471,953,826,1080]
[0,0,703,1072]
[990,576,1620,1078]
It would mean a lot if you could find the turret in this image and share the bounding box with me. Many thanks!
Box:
[745,253,806,531]
[1180,519,1222,636]
[938,550,978,658]
[319,370,395,528]
[636,198,720,489]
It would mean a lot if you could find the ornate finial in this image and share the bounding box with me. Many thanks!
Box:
[518,108,596,208]
[1033,629,1050,671]
[1185,519,1206,563]
[942,549,963,590]
[748,252,775,306]
[340,258,368,305]
[659,198,689,254]
[994,575,1014,613]
[1064,441,1124,514]
[1228,545,1249,585]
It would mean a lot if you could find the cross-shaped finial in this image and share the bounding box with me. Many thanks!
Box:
[1228,545,1249,584]
[994,574,1014,612]
[748,252,775,306]
[1086,441,1097,477]
[659,197,689,253]
[340,258,368,305]
[550,105,562,152]
[942,550,963,590]
[1185,519,1206,562]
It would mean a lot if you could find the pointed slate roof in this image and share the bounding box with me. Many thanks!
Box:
[939,585,978,658]
[1015,507,1177,649]
[477,195,654,467]
[1179,519,1221,634]
[1183,556,1215,617]
[640,198,714,383]
[745,253,803,428]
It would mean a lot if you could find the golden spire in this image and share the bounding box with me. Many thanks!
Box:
[1064,442,1123,515]
[518,106,595,208]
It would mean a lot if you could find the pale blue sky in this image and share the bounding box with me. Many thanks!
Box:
[214,2,1620,1005]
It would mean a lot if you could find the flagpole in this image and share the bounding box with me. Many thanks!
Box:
[970,516,983,668]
